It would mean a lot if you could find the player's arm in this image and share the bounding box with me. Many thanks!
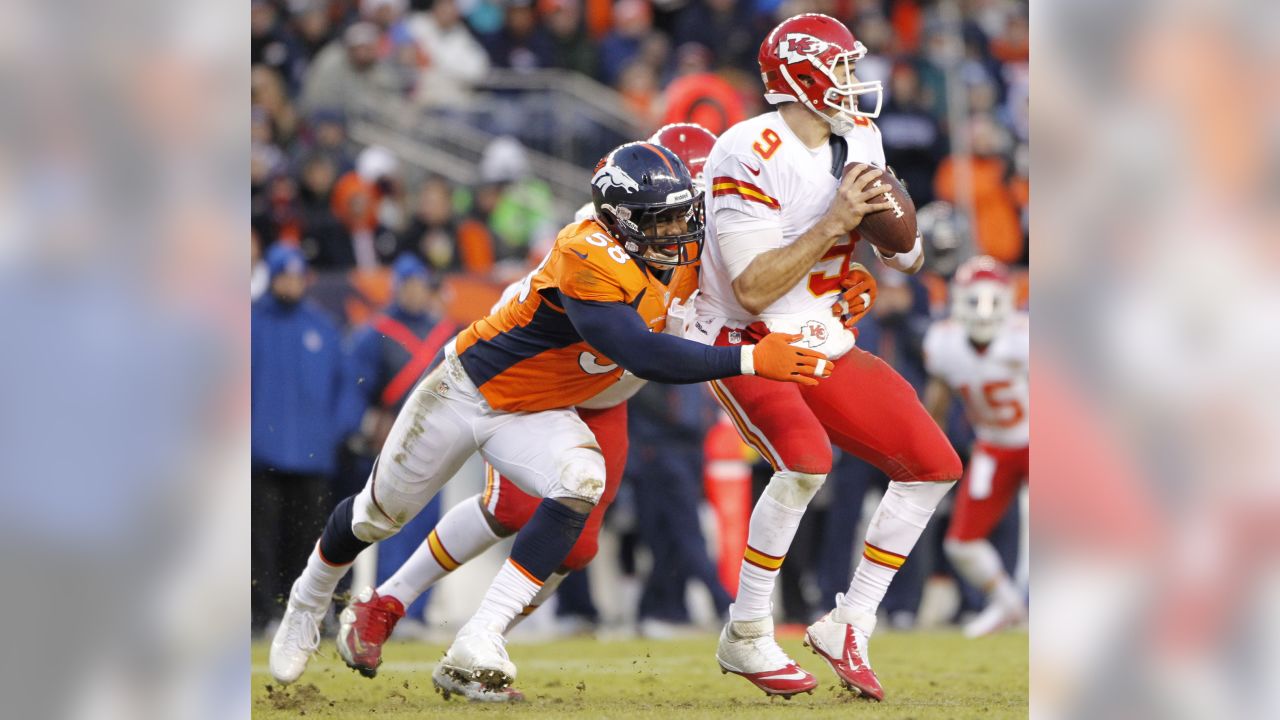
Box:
[873,232,925,274]
[923,375,953,430]
[561,297,830,386]
[729,165,894,315]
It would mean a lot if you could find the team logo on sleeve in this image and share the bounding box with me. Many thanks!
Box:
[592,165,640,194]
[778,33,830,63]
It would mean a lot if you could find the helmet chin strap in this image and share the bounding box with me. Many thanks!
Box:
[815,107,854,135]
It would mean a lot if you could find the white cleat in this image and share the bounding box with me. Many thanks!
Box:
[432,664,526,703]
[439,624,517,692]
[269,601,324,685]
[963,594,1026,638]
[715,615,817,697]
[803,600,884,701]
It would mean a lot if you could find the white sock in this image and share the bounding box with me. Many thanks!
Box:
[291,543,352,613]
[840,480,955,621]
[378,496,501,607]
[466,559,543,633]
[731,490,807,622]
[945,538,1021,607]
[505,570,567,633]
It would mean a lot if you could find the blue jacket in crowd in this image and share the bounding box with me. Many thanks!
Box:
[251,293,347,476]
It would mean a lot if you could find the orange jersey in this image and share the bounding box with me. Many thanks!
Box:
[455,219,699,412]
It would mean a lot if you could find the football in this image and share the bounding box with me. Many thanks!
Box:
[843,163,917,254]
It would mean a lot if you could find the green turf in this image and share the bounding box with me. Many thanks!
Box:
[252,630,1026,719]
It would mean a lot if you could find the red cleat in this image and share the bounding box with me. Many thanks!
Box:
[804,603,885,701]
[716,616,818,698]
[337,587,405,678]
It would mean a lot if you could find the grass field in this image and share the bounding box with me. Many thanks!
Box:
[252,629,1026,719]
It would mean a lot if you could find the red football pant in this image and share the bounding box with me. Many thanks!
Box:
[945,442,1028,541]
[709,326,961,482]
[482,402,628,571]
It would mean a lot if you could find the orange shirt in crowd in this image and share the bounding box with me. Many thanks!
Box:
[934,156,1024,264]
[330,172,381,233]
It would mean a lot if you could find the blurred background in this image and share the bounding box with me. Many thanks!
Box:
[249,0,1030,651]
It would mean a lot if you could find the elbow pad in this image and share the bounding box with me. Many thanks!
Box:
[873,233,923,273]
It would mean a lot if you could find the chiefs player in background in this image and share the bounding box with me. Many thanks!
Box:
[681,14,963,700]
[924,256,1029,637]
[335,124,724,702]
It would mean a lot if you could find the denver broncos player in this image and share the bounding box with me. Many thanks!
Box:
[269,140,832,693]
[681,14,963,700]
[924,256,1029,638]
[332,124,721,703]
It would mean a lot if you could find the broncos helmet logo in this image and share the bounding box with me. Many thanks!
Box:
[592,164,641,194]
[778,33,830,63]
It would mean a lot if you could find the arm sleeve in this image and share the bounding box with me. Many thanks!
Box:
[562,296,743,384]
[714,206,785,281]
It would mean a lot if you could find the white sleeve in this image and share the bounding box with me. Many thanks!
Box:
[714,207,784,281]
[922,323,949,379]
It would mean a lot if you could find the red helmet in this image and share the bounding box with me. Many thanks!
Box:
[951,256,1014,344]
[648,122,718,190]
[758,13,883,133]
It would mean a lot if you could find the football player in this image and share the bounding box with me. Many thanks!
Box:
[334,124,722,702]
[269,139,832,693]
[680,13,964,700]
[923,256,1028,637]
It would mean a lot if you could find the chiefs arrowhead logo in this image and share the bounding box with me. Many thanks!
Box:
[592,164,640,194]
[778,33,830,63]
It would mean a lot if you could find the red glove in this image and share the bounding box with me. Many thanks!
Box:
[831,265,878,330]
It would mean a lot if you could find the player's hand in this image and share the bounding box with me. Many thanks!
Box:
[747,332,833,386]
[823,164,896,235]
[831,265,878,329]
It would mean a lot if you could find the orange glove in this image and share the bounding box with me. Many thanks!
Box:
[746,332,834,386]
[831,265,878,330]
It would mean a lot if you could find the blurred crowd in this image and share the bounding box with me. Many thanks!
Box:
[252,0,1029,637]
[252,0,1029,282]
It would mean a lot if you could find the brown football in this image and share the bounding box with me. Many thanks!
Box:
[842,163,917,254]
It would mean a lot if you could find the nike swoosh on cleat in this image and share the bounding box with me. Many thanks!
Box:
[739,161,762,176]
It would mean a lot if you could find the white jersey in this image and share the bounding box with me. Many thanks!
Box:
[688,111,885,359]
[923,313,1030,448]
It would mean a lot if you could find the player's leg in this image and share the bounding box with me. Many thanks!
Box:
[439,407,605,691]
[943,443,1028,637]
[708,347,831,697]
[270,365,479,684]
[799,347,962,700]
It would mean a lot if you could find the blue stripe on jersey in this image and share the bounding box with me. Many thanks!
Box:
[458,293,583,387]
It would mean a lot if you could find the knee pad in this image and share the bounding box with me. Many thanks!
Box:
[546,445,606,505]
[764,469,828,508]
[886,478,956,516]
[350,485,400,543]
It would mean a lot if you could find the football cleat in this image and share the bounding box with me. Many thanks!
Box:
[269,599,324,685]
[432,663,526,703]
[336,587,405,678]
[438,623,517,692]
[716,615,818,697]
[963,593,1026,638]
[804,598,884,701]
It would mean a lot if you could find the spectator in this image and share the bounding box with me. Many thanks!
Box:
[251,66,301,147]
[297,108,356,172]
[294,153,354,268]
[617,60,662,132]
[287,0,338,66]
[533,0,597,76]
[598,0,653,85]
[464,136,556,271]
[671,0,761,72]
[877,63,946,207]
[327,145,405,269]
[251,245,349,635]
[400,175,494,274]
[482,0,543,71]
[299,21,401,117]
[934,114,1023,264]
[338,254,458,628]
[407,0,492,106]
[660,48,748,134]
[252,0,308,92]
[361,0,430,95]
